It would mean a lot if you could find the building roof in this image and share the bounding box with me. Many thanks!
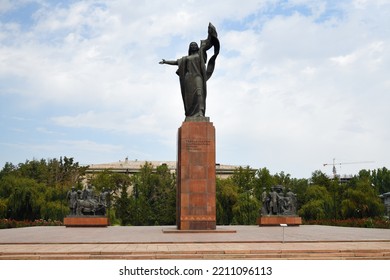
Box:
[86,159,241,177]
[88,159,176,171]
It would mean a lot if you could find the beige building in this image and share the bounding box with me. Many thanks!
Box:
[86,158,240,179]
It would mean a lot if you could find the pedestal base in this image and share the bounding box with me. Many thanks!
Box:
[64,216,109,227]
[257,216,302,226]
[162,228,236,234]
[177,121,216,230]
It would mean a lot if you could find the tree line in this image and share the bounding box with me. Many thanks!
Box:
[217,167,387,225]
[0,157,388,225]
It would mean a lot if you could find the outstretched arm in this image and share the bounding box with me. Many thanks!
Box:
[159,59,178,65]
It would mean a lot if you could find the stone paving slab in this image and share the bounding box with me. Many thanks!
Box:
[0,225,389,259]
[1,241,389,253]
[0,225,389,244]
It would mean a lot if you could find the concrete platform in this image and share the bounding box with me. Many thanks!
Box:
[0,225,389,259]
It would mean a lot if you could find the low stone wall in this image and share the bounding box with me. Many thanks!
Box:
[257,216,302,226]
[64,216,109,227]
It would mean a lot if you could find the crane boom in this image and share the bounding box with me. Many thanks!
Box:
[323,158,374,177]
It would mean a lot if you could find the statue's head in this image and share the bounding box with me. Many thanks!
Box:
[188,42,199,55]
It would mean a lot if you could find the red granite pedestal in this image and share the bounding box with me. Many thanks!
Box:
[257,216,302,226]
[177,120,216,230]
[64,216,109,227]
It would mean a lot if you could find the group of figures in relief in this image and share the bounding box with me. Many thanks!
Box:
[66,184,296,217]
[261,185,298,216]
[66,185,109,216]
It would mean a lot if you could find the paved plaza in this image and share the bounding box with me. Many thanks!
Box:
[0,225,389,259]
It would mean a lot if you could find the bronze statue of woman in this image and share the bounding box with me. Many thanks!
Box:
[159,23,219,118]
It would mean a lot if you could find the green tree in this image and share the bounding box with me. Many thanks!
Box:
[91,170,118,192]
[0,157,87,221]
[129,162,156,225]
[0,198,7,218]
[341,176,384,218]
[53,156,87,186]
[115,182,132,225]
[216,177,238,225]
[6,176,42,220]
[126,162,176,226]
[310,170,331,189]
[232,192,260,225]
[298,185,332,220]
[40,201,64,221]
[149,164,176,225]
[328,178,344,220]
[371,167,390,194]
[12,157,88,188]
[231,166,256,193]
[229,166,260,224]
[274,171,292,188]
[288,178,309,210]
[0,162,17,180]
[254,167,275,198]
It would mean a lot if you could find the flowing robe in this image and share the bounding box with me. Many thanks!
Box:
[176,29,219,117]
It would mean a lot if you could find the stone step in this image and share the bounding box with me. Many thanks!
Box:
[1,250,389,260]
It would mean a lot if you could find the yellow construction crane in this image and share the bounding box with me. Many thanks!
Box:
[323,158,374,177]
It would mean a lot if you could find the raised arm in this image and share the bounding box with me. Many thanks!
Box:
[159,59,178,65]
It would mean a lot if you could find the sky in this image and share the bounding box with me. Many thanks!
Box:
[0,0,389,179]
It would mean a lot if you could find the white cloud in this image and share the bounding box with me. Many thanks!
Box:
[51,110,163,135]
[1,0,390,178]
